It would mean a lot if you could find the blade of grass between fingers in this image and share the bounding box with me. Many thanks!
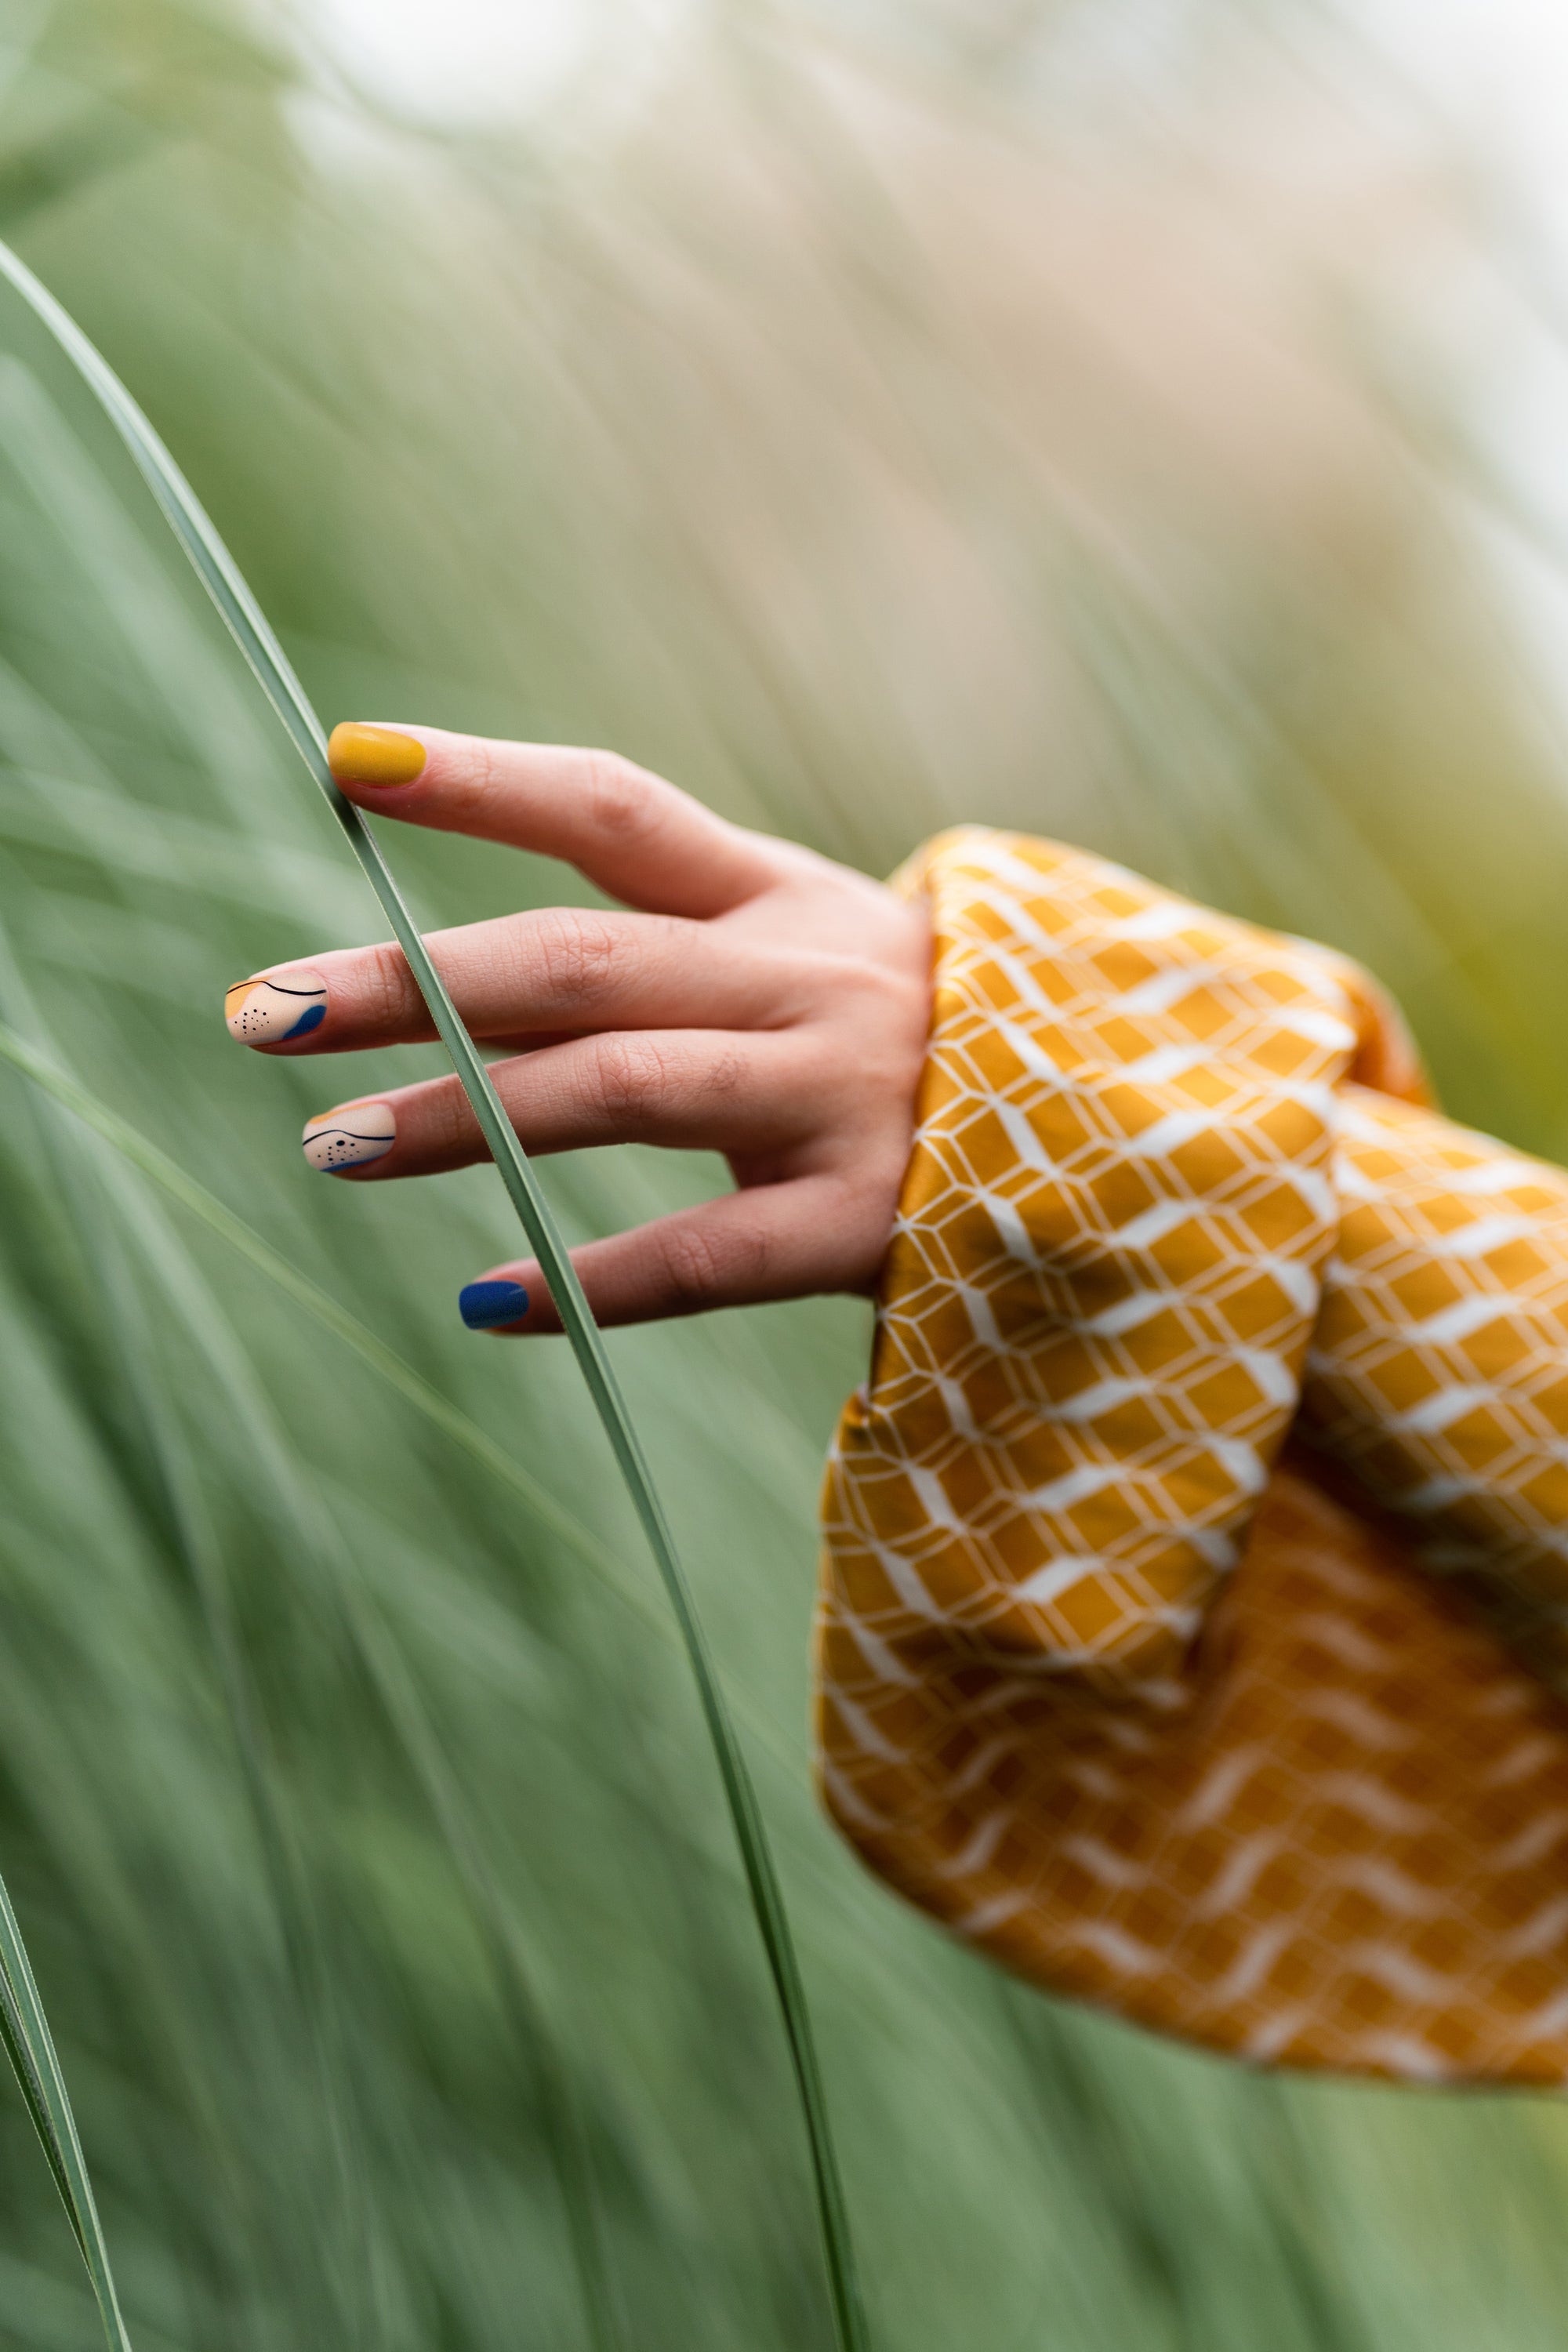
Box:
[0,241,868,2352]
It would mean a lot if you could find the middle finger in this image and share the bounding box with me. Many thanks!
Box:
[227,906,793,1055]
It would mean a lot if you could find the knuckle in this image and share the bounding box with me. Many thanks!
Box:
[843,954,926,1022]
[466,737,504,797]
[591,1033,670,1125]
[706,1046,747,1099]
[364,942,416,1026]
[815,963,931,1083]
[658,1221,734,1309]
[795,950,896,1023]
[579,750,665,844]
[433,1077,476,1152]
[529,908,621,1008]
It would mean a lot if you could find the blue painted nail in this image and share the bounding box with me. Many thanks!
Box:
[459,1279,530,1331]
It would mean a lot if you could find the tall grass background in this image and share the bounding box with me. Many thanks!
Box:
[5,1,1568,2345]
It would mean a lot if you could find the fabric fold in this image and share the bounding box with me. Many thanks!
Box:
[817,829,1568,2083]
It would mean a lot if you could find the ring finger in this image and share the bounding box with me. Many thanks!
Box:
[301,1029,822,1176]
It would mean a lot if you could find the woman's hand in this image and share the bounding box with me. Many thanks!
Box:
[225,724,932,1333]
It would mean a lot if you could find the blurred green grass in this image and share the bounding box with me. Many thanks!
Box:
[6,1,1568,2346]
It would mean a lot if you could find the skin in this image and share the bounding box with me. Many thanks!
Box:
[237,727,934,1330]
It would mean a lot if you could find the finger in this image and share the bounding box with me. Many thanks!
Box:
[326,724,782,917]
[299,1030,819,1176]
[226,904,793,1056]
[456,1178,865,1331]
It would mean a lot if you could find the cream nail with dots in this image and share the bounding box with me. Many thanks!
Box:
[302,1099,396,1172]
[226,969,328,1044]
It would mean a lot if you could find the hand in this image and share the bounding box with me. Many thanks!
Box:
[225,725,932,1333]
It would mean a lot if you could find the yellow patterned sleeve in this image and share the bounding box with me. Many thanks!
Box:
[816,829,1568,2085]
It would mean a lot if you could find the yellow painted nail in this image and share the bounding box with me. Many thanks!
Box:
[327,721,427,787]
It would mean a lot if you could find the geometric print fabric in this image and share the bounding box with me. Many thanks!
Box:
[817,831,1568,2080]
[1308,1088,1568,1692]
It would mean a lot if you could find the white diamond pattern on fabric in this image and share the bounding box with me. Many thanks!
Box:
[815,830,1568,2085]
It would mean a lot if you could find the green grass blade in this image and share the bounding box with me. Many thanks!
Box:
[0,1923,85,2260]
[0,1016,804,1794]
[0,239,868,2350]
[0,1018,658,1635]
[0,1868,133,2352]
[347,1597,625,2352]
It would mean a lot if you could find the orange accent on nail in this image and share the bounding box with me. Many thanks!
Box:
[327,721,428,787]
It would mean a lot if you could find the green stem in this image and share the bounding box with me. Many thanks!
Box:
[0,238,867,2350]
[0,1869,133,2352]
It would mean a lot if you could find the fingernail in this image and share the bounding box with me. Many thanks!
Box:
[327,722,427,786]
[302,1099,396,1172]
[225,968,328,1045]
[459,1279,530,1330]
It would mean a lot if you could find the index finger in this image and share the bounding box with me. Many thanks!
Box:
[327,724,782,920]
